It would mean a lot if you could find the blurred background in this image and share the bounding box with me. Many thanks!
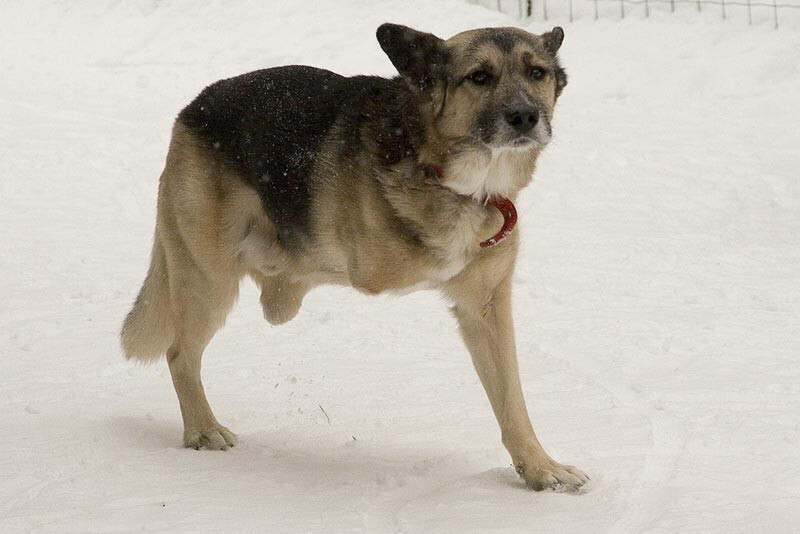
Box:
[474,0,800,27]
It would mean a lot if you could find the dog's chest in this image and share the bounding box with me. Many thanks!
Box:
[395,204,490,295]
[429,212,484,280]
[340,205,487,295]
[444,148,528,201]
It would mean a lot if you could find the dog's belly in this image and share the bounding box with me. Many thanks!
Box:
[345,235,474,295]
[303,197,487,294]
[388,259,469,295]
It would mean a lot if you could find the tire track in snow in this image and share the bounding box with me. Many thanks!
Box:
[358,455,499,533]
[538,347,688,533]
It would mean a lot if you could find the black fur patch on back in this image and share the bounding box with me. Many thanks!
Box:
[178,66,423,250]
[178,66,345,249]
[335,75,422,165]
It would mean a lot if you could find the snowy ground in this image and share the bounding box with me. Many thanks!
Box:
[2,1,799,532]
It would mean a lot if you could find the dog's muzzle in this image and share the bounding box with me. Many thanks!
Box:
[503,107,539,136]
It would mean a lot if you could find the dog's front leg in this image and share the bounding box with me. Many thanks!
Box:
[448,270,588,492]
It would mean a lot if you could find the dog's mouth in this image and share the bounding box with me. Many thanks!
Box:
[490,125,551,150]
[507,136,537,148]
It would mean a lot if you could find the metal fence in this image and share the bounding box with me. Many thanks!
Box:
[469,0,800,28]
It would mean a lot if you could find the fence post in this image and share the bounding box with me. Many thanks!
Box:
[621,0,625,19]
[645,0,650,17]
[670,0,675,13]
[747,0,753,25]
[721,0,726,19]
[543,0,548,21]
[697,1,701,13]
[569,0,574,22]
[773,0,779,29]
[594,0,599,20]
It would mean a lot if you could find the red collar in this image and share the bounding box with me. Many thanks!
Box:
[479,195,517,248]
[425,164,518,249]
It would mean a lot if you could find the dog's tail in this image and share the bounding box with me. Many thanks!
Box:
[120,237,174,362]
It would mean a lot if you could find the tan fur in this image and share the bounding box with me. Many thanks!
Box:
[120,237,173,362]
[444,238,586,491]
[121,26,587,490]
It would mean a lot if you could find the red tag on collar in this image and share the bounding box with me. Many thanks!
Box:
[480,195,517,248]
[425,163,445,179]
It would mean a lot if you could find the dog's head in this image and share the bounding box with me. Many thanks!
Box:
[377,24,568,198]
[377,23,567,154]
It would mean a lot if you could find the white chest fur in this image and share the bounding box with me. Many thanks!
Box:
[443,146,533,201]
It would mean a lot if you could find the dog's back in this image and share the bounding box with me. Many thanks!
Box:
[177,66,410,250]
[178,66,343,246]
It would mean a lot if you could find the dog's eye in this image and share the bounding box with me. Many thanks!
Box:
[527,66,546,80]
[467,70,493,86]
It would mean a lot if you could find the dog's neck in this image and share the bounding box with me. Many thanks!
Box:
[438,145,538,202]
[422,160,521,249]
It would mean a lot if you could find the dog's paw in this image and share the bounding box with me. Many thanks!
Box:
[518,461,589,493]
[183,424,237,451]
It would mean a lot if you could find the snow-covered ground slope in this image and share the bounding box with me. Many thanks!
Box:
[2,1,799,532]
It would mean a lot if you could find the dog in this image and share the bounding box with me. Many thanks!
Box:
[121,23,587,492]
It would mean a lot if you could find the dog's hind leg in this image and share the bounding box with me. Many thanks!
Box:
[253,273,308,326]
[147,124,254,450]
[164,253,239,450]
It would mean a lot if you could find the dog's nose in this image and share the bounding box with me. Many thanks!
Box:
[504,108,538,134]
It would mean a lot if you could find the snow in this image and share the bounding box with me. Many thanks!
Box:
[2,1,799,532]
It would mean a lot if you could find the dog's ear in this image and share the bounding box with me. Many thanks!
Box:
[542,26,564,55]
[541,27,567,97]
[377,23,447,92]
